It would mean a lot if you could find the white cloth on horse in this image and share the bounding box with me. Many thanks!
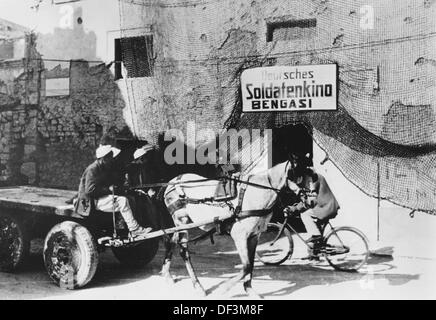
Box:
[165,173,275,234]
[169,174,220,198]
[165,174,235,231]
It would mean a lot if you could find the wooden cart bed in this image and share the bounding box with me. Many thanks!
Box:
[0,186,78,217]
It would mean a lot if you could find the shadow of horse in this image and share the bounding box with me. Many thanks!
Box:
[208,251,419,298]
[147,236,420,298]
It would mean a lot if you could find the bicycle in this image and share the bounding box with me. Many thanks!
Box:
[256,206,370,272]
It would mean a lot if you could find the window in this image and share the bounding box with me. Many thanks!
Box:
[266,18,317,42]
[45,78,70,97]
[341,67,380,95]
[114,35,154,80]
[0,39,14,60]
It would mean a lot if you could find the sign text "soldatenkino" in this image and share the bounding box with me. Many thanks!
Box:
[241,64,338,112]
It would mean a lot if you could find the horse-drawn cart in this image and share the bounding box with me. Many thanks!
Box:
[0,186,233,290]
[0,165,370,296]
[0,186,162,289]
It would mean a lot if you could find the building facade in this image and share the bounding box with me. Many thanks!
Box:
[117,0,436,216]
[0,1,435,242]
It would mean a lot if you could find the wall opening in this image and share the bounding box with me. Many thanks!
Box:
[114,35,154,80]
[266,18,317,42]
[0,39,14,60]
[271,123,313,229]
[272,123,313,165]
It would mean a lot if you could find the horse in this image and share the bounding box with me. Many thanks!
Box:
[160,160,295,298]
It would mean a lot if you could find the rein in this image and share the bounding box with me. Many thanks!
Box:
[129,175,283,193]
[152,161,292,221]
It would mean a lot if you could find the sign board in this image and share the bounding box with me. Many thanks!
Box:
[45,78,70,96]
[241,64,338,112]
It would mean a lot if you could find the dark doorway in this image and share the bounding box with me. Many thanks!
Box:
[271,123,312,231]
[272,123,313,165]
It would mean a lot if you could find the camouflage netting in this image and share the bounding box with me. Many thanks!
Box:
[117,0,436,214]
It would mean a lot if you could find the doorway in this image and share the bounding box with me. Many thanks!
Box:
[272,123,313,165]
[271,123,313,229]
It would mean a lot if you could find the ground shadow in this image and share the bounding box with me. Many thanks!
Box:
[143,235,421,299]
[0,234,422,299]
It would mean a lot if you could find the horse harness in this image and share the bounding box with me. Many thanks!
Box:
[232,180,271,219]
[167,171,282,222]
[232,161,292,219]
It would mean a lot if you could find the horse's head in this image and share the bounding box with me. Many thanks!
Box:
[258,160,302,209]
[284,159,318,196]
[279,153,317,202]
[287,152,312,175]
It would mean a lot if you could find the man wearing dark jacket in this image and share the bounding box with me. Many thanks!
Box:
[286,165,339,254]
[75,145,152,239]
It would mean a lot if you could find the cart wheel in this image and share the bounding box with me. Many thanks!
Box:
[43,221,99,289]
[0,213,30,272]
[112,238,159,268]
[323,226,369,272]
[256,222,294,265]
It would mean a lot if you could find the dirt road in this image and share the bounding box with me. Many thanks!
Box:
[0,232,435,300]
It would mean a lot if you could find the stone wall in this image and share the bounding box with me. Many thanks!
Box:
[0,33,130,189]
[35,60,129,188]
[0,33,40,186]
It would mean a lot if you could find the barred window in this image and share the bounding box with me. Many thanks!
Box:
[266,18,317,42]
[114,35,154,80]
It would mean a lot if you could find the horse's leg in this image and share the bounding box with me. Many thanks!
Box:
[178,231,207,297]
[161,209,187,283]
[243,234,263,299]
[161,233,177,284]
[214,229,251,296]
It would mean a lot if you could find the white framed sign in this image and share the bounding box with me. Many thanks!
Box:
[46,78,70,96]
[241,64,338,112]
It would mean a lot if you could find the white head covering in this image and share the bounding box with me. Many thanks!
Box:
[111,147,121,158]
[133,144,154,160]
[96,145,121,159]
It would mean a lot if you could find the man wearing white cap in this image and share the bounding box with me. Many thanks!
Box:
[120,144,162,230]
[75,144,152,239]
[130,144,157,189]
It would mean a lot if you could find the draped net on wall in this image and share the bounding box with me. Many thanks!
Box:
[118,0,436,214]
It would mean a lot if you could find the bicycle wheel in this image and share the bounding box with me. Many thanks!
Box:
[256,222,294,266]
[323,226,369,272]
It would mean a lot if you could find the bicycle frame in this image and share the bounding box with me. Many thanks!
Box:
[258,214,370,271]
[273,215,341,250]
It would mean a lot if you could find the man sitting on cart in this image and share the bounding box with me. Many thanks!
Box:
[74,144,152,239]
[125,144,171,230]
[285,154,340,256]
